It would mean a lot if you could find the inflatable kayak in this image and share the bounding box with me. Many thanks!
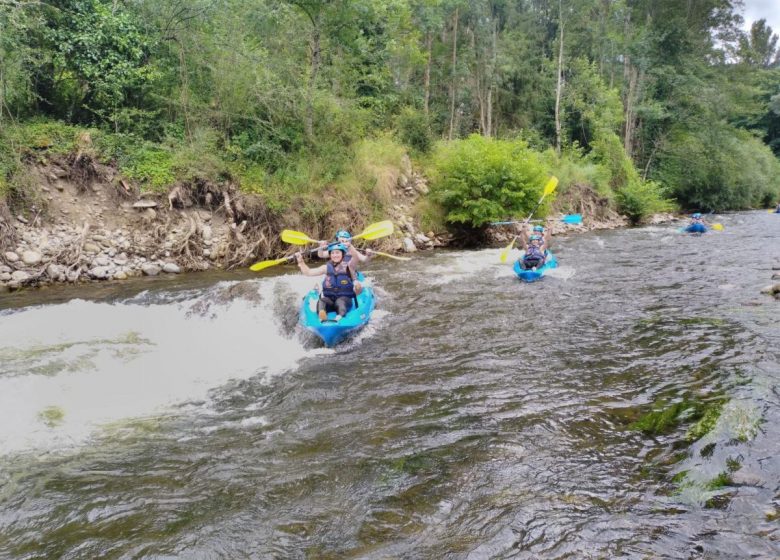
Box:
[299,272,375,347]
[513,251,558,282]
[684,223,707,233]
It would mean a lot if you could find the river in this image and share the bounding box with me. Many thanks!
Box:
[1,211,779,559]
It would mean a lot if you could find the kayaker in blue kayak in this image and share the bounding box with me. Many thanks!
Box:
[525,224,551,251]
[685,212,708,233]
[316,229,374,266]
[775,203,780,213]
[518,234,547,270]
[296,243,362,323]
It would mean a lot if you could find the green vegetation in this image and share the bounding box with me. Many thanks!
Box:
[38,406,65,428]
[629,400,697,435]
[686,402,725,442]
[429,135,546,228]
[1,0,779,227]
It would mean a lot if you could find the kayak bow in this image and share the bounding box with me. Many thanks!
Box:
[299,272,375,347]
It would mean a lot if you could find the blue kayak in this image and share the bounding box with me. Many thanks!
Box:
[299,272,375,347]
[684,223,707,233]
[513,251,558,282]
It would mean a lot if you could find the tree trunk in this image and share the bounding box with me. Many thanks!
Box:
[423,31,432,117]
[554,0,564,155]
[178,43,192,142]
[448,6,459,141]
[305,23,321,143]
[623,64,638,157]
[486,17,498,137]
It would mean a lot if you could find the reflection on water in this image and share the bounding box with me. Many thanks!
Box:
[1,212,779,559]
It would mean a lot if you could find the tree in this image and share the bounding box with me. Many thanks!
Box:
[737,19,780,68]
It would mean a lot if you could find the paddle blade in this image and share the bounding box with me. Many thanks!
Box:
[543,176,559,197]
[250,256,291,271]
[354,220,394,240]
[281,229,317,245]
[500,237,516,263]
[561,213,582,224]
[373,250,411,261]
[711,223,724,231]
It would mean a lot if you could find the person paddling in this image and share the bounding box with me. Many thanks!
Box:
[317,229,374,266]
[518,234,547,270]
[296,243,361,323]
[775,202,780,213]
[685,212,708,232]
[522,224,551,253]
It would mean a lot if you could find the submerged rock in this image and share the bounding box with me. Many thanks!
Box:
[141,263,161,276]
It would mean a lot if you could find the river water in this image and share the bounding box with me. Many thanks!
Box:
[1,212,779,559]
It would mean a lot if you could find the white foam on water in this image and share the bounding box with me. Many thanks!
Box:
[545,266,576,281]
[0,274,334,455]
[424,249,509,285]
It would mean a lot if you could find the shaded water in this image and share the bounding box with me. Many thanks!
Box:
[1,212,779,559]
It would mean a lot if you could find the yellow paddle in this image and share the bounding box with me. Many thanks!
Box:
[252,220,397,271]
[353,220,394,240]
[249,255,295,272]
[371,250,411,261]
[500,176,559,263]
[711,223,724,231]
[281,229,317,245]
[281,220,395,246]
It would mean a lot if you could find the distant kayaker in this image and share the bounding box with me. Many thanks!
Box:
[684,212,709,232]
[297,242,361,323]
[518,234,547,270]
[775,203,780,213]
[317,229,374,266]
[522,224,551,252]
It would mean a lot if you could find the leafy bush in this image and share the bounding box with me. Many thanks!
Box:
[655,124,780,211]
[616,179,675,224]
[587,130,674,222]
[543,145,613,199]
[396,107,433,154]
[429,135,547,228]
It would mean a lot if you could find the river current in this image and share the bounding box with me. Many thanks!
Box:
[1,212,779,559]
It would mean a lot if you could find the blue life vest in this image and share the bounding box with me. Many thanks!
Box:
[323,261,355,298]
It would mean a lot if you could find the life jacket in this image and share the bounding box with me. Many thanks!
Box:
[523,245,545,264]
[322,261,355,298]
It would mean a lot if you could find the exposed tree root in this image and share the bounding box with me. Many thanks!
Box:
[0,200,17,253]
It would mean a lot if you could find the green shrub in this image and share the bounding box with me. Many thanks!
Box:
[1,120,83,157]
[429,135,547,228]
[589,131,638,191]
[655,125,780,211]
[545,146,612,198]
[396,107,433,154]
[616,179,675,224]
[120,144,175,192]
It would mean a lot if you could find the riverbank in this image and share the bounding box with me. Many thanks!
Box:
[0,153,677,292]
[0,154,675,291]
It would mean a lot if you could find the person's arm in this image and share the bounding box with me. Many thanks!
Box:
[520,226,531,246]
[316,241,328,259]
[348,259,363,294]
[296,253,326,277]
[349,245,375,264]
